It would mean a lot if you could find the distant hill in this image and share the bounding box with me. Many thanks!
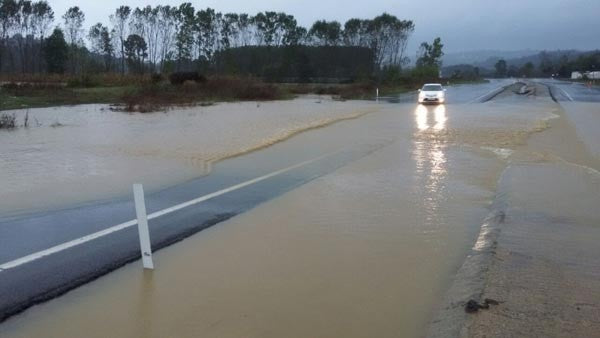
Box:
[473,50,584,69]
[442,49,597,77]
[440,64,481,79]
[442,50,540,67]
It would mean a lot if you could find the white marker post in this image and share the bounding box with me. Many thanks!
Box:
[133,184,154,270]
[376,88,379,101]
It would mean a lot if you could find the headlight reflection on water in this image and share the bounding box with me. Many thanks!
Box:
[416,104,429,131]
[433,105,447,131]
[413,104,449,223]
[414,104,447,131]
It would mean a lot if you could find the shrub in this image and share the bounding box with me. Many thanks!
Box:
[201,76,280,100]
[169,72,207,85]
[411,65,440,81]
[67,74,99,88]
[181,80,199,92]
[119,76,282,112]
[150,73,164,84]
[1,82,19,90]
[0,113,17,129]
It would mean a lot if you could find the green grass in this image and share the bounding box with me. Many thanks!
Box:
[0,76,289,112]
[0,86,132,111]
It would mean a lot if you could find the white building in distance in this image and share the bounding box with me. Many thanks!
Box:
[572,71,600,79]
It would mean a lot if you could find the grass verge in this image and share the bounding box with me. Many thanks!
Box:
[0,74,484,112]
[0,85,131,111]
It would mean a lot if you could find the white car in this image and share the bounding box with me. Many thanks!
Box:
[418,83,446,104]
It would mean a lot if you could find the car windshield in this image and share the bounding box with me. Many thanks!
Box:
[422,85,443,91]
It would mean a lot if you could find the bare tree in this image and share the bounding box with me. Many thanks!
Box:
[14,0,34,73]
[236,14,252,46]
[0,0,19,71]
[156,5,177,71]
[62,6,84,73]
[220,13,237,49]
[343,14,414,68]
[130,6,162,72]
[196,7,219,60]
[62,6,83,46]
[110,5,130,74]
[174,2,195,68]
[88,22,113,71]
[31,1,53,72]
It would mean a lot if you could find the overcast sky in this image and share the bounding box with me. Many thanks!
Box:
[49,0,600,55]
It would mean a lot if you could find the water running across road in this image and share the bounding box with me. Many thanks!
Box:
[2,81,598,337]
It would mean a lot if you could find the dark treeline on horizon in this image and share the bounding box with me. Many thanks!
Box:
[491,51,600,79]
[0,0,417,80]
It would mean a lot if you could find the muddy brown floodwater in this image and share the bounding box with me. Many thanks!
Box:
[0,97,377,215]
[1,87,597,337]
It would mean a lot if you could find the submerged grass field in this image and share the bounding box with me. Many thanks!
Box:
[0,73,447,112]
[0,75,288,112]
[0,86,132,111]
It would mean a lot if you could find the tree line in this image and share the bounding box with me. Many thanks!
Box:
[493,51,600,78]
[0,1,416,77]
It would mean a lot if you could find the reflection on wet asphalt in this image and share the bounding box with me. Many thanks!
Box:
[542,78,600,102]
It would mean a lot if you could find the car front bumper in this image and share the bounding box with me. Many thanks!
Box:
[419,97,445,104]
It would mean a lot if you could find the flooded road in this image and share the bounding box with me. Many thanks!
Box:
[463,96,600,337]
[0,98,376,215]
[0,133,502,337]
[1,81,599,337]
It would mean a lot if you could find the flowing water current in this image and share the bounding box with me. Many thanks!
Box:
[0,90,597,337]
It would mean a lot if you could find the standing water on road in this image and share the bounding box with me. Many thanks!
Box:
[0,88,567,337]
[0,97,377,215]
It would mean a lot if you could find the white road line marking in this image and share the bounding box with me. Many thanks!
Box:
[558,87,574,101]
[0,151,337,272]
[469,85,507,103]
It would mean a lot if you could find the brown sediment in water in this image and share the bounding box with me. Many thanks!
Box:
[414,100,558,149]
[0,97,379,215]
[429,96,600,337]
[0,98,564,337]
[203,107,377,164]
[466,102,600,337]
[464,163,600,337]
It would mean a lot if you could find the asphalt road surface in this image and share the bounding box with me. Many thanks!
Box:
[541,78,600,102]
